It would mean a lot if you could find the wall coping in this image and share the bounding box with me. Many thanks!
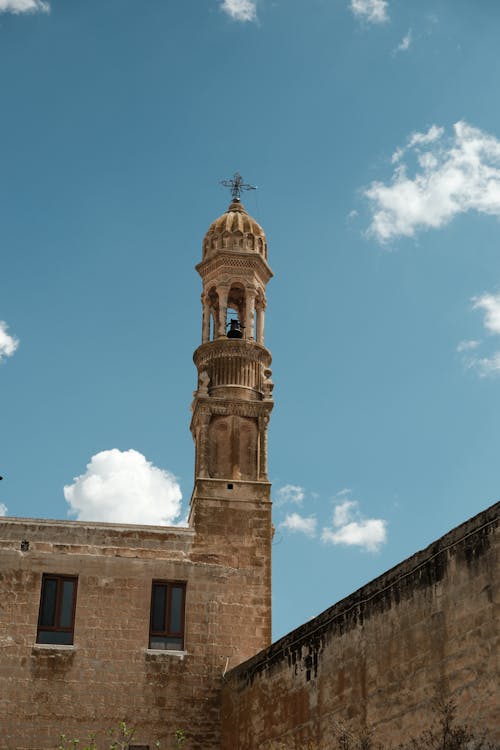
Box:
[0,515,193,535]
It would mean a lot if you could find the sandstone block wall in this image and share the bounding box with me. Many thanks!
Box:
[0,489,272,750]
[220,502,499,749]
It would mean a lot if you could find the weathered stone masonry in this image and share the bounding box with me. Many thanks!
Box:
[221,501,499,749]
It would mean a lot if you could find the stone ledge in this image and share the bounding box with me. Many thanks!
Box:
[144,648,187,660]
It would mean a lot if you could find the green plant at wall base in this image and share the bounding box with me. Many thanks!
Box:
[58,734,97,750]
[174,729,186,749]
[396,700,498,750]
[58,723,160,750]
[265,701,499,750]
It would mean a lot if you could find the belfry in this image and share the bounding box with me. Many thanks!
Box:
[190,184,274,486]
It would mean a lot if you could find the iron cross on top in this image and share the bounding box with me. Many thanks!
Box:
[220,172,256,201]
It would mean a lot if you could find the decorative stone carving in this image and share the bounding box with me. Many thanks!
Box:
[197,411,211,478]
[198,370,210,396]
[262,368,274,401]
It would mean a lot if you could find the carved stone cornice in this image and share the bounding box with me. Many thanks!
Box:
[196,252,273,283]
[190,397,273,433]
[193,339,272,369]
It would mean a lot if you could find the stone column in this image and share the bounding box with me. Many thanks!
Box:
[202,294,210,343]
[217,286,229,338]
[258,414,269,480]
[245,290,257,340]
[256,305,265,345]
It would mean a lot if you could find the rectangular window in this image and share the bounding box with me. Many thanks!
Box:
[149,581,186,651]
[37,574,78,645]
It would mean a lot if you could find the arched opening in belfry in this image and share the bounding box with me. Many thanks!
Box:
[226,283,246,337]
[207,287,219,341]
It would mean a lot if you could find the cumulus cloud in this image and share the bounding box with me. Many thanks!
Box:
[220,0,256,22]
[394,29,412,53]
[456,339,480,353]
[0,0,49,13]
[365,122,500,243]
[64,449,183,526]
[332,499,357,527]
[468,352,500,377]
[275,484,305,506]
[0,503,8,516]
[459,292,500,377]
[472,292,500,334]
[0,321,19,363]
[280,512,317,537]
[350,0,389,24]
[321,495,387,552]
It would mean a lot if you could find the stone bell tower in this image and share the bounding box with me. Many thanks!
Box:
[189,175,274,661]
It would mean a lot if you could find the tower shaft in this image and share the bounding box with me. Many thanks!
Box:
[189,195,274,659]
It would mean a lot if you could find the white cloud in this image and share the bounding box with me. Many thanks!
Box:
[456,339,480,353]
[0,0,49,13]
[472,292,500,334]
[365,121,500,242]
[321,496,387,552]
[64,449,183,526]
[0,321,19,363]
[275,484,305,506]
[468,352,500,378]
[333,499,357,527]
[280,512,317,537]
[395,29,412,53]
[350,0,389,24]
[405,124,443,151]
[0,503,7,516]
[458,292,500,378]
[220,0,256,22]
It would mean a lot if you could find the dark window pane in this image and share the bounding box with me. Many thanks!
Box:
[37,630,73,645]
[40,579,57,627]
[169,586,183,633]
[152,585,166,632]
[59,580,74,628]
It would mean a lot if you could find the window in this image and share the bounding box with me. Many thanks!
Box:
[149,581,186,651]
[37,574,78,645]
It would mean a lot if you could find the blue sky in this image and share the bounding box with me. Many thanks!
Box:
[1,0,500,640]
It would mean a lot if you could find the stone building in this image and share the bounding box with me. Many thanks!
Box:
[0,191,498,749]
[0,194,274,749]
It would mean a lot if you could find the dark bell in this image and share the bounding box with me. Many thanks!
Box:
[227,319,243,339]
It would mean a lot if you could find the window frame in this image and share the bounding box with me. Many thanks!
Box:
[36,574,78,645]
[149,580,186,651]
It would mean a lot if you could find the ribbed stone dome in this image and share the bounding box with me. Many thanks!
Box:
[202,200,268,261]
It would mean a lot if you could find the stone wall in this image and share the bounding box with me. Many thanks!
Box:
[220,502,499,749]
[0,485,272,750]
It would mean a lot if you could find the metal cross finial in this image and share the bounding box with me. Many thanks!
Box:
[220,172,256,201]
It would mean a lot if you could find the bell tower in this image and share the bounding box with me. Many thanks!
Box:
[189,175,274,661]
